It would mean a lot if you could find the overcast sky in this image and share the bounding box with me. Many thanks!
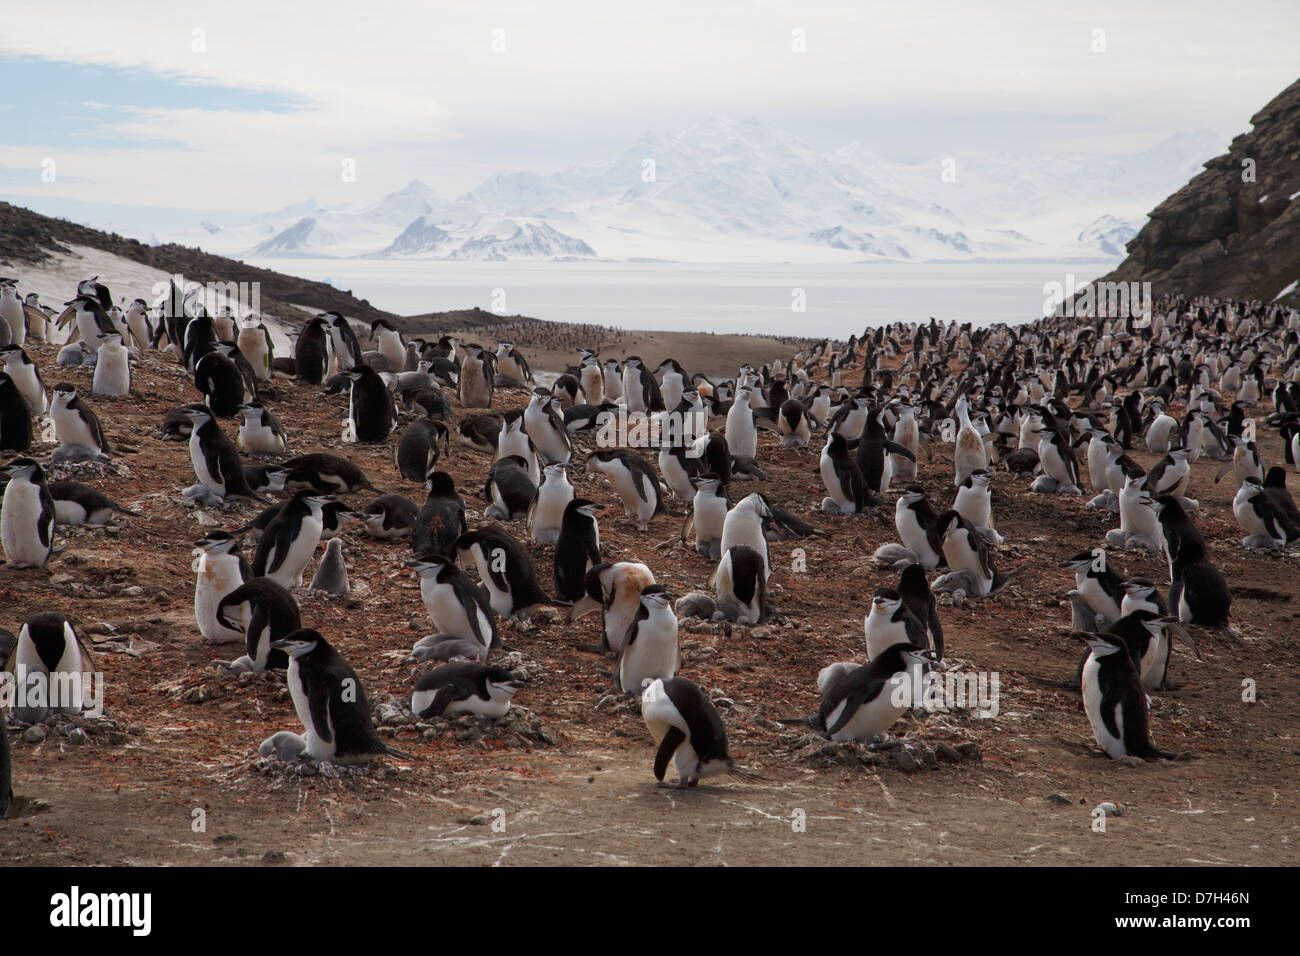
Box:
[1,0,1297,217]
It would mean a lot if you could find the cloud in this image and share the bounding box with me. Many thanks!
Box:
[0,0,1297,212]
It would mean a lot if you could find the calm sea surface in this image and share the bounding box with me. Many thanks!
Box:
[249,259,1115,338]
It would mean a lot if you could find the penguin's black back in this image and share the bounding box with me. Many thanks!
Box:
[663,677,728,762]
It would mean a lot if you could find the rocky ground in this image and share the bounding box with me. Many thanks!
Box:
[1,335,1297,867]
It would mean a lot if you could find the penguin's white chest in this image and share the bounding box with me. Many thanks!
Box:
[605,591,644,653]
[694,494,727,539]
[620,611,678,691]
[190,432,223,491]
[580,366,603,402]
[274,516,322,587]
[827,673,909,742]
[863,609,906,660]
[194,554,246,644]
[954,486,991,527]
[726,404,757,456]
[1139,634,1168,689]
[0,295,24,344]
[1081,655,1126,758]
[6,363,46,413]
[720,511,768,578]
[473,553,513,617]
[1078,576,1120,620]
[662,372,684,410]
[532,484,572,543]
[622,369,645,412]
[378,331,405,370]
[53,405,97,450]
[897,506,938,568]
[288,661,336,760]
[240,418,283,453]
[2,481,50,565]
[93,346,130,396]
[955,425,986,479]
[75,311,101,346]
[422,581,480,643]
[943,533,987,587]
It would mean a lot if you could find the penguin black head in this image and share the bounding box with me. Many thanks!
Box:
[1121,577,1157,598]
[935,509,965,538]
[567,497,604,520]
[1073,630,1124,657]
[900,483,927,504]
[897,563,930,598]
[639,584,673,606]
[1,457,44,482]
[406,554,455,580]
[271,627,326,658]
[1059,551,1098,572]
[425,471,457,496]
[483,667,525,696]
[870,587,902,612]
[194,531,241,554]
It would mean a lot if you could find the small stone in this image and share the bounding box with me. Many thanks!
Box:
[892,749,920,772]
[1115,755,1144,768]
[955,742,982,761]
[121,586,144,597]
[23,724,48,744]
[261,851,286,864]
[1048,793,1072,806]
[935,743,962,763]
[66,728,89,746]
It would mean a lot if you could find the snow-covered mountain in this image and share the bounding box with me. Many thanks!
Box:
[1076,215,1142,257]
[162,118,1224,263]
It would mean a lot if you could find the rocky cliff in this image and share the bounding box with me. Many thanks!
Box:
[1093,78,1300,307]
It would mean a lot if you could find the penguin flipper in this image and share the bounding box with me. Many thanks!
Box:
[653,726,686,782]
[825,685,872,737]
[418,685,457,719]
[883,440,917,462]
[679,508,695,547]
[300,660,333,745]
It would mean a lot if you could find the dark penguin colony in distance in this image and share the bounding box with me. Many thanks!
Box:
[1,275,1298,810]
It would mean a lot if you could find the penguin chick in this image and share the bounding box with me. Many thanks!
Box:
[310,537,350,595]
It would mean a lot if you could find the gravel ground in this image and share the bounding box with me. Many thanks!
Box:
[2,335,1297,866]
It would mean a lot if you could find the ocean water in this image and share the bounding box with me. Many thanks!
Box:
[250,259,1117,338]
